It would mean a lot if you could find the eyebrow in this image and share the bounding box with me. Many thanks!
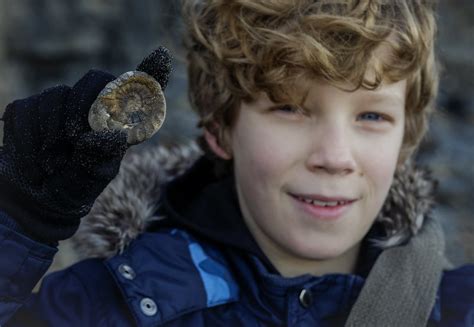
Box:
[362,93,405,106]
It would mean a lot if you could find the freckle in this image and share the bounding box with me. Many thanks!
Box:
[359,172,364,177]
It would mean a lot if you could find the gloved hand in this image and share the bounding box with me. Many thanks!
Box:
[0,47,172,243]
[0,70,128,243]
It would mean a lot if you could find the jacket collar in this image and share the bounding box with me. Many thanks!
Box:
[154,156,277,271]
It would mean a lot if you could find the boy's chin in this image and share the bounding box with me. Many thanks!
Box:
[295,246,353,261]
[287,239,361,268]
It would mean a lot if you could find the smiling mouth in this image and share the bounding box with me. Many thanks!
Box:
[289,193,357,220]
[294,196,354,207]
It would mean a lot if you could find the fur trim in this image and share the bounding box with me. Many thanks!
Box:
[72,141,202,259]
[373,161,437,248]
[72,142,436,259]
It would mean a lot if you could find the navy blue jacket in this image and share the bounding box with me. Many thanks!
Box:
[1,223,474,326]
[1,156,474,326]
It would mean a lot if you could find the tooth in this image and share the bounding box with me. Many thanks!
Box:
[312,200,327,206]
[297,196,345,207]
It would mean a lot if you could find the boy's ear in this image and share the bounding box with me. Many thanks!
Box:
[204,128,232,160]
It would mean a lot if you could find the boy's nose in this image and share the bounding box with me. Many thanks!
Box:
[305,127,357,176]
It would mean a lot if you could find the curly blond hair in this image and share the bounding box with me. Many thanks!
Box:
[183,0,439,163]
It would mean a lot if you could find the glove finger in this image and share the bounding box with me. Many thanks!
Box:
[2,95,40,160]
[23,86,72,180]
[136,46,173,90]
[37,85,71,150]
[2,88,69,184]
[64,69,116,139]
[3,85,71,153]
[34,86,74,177]
[75,129,128,158]
[73,130,128,177]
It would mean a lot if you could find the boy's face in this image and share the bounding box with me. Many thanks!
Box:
[213,79,406,274]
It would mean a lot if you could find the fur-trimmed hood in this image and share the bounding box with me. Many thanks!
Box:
[72,141,437,259]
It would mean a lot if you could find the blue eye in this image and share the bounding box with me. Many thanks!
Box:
[277,105,299,113]
[359,112,384,121]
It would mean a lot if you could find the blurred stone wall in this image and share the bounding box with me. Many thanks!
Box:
[418,1,474,265]
[0,0,199,145]
[0,1,472,272]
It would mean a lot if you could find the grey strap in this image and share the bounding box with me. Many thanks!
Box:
[345,218,446,327]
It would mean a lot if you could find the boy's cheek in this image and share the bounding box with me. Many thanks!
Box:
[357,132,403,171]
[234,126,298,175]
[362,152,399,202]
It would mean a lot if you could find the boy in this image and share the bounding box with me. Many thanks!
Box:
[0,0,473,326]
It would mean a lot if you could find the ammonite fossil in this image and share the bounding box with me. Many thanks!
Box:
[88,46,172,145]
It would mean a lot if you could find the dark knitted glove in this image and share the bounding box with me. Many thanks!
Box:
[0,70,129,243]
[0,47,172,244]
